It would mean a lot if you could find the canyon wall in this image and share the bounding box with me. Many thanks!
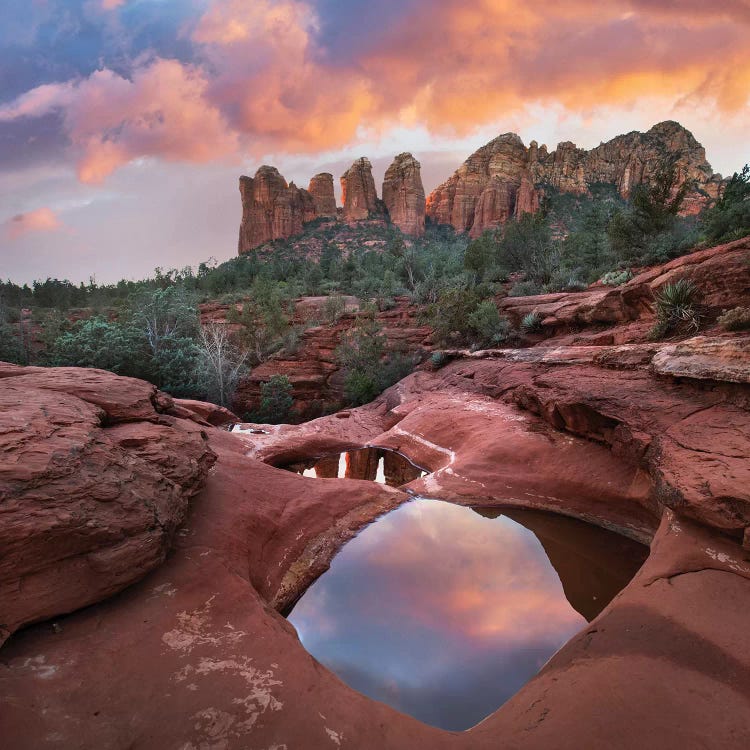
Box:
[426,121,724,238]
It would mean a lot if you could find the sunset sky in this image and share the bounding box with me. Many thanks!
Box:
[1,0,749,283]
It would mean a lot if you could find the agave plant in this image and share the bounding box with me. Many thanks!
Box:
[652,278,701,337]
[521,311,543,333]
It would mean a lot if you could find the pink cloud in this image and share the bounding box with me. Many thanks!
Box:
[4,208,64,240]
[0,60,239,183]
[1,0,749,181]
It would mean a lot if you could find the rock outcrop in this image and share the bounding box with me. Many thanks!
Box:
[427,121,724,237]
[382,153,426,236]
[341,157,380,222]
[2,300,750,747]
[0,367,215,645]
[238,167,337,253]
[307,172,337,217]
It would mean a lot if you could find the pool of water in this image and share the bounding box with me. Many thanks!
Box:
[282,447,426,487]
[288,498,648,731]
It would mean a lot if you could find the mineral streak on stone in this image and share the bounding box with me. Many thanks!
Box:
[308,172,337,217]
[341,157,380,222]
[382,152,426,236]
[426,120,724,237]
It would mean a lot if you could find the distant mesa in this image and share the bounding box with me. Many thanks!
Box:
[238,121,723,254]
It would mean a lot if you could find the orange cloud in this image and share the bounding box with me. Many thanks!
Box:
[4,208,64,240]
[1,0,749,180]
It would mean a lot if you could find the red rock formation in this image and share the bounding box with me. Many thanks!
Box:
[238,166,318,253]
[0,367,215,645]
[382,152,426,236]
[341,157,379,222]
[308,172,337,217]
[427,121,724,236]
[2,308,750,746]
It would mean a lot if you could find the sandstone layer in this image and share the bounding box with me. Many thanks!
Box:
[426,121,724,237]
[341,156,380,222]
[382,152,426,236]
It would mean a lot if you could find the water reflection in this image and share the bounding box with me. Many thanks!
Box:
[288,498,647,732]
[283,448,426,487]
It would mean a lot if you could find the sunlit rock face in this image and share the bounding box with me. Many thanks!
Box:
[289,498,647,731]
[308,172,337,218]
[426,121,724,237]
[341,157,380,222]
[238,166,330,253]
[382,152,426,236]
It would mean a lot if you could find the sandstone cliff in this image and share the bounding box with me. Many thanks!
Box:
[238,166,335,253]
[426,121,724,237]
[382,152,426,236]
[308,172,337,217]
[341,157,380,222]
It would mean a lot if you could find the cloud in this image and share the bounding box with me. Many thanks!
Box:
[0,59,239,183]
[1,0,749,182]
[4,207,64,240]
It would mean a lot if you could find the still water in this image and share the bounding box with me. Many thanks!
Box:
[288,498,647,731]
[282,447,426,487]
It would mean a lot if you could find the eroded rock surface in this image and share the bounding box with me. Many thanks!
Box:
[382,152,426,236]
[341,157,380,222]
[0,367,215,645]
[427,121,724,236]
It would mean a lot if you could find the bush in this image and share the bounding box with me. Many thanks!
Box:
[649,279,701,339]
[431,351,448,368]
[600,269,633,286]
[717,307,750,332]
[520,311,543,333]
[255,375,294,423]
[703,165,750,243]
[467,300,515,348]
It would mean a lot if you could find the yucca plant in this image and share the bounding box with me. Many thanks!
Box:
[650,278,701,339]
[521,311,543,333]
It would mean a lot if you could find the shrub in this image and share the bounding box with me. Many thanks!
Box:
[649,278,701,339]
[255,375,294,423]
[467,300,515,348]
[703,165,750,243]
[600,269,633,287]
[520,311,543,333]
[431,351,448,369]
[717,306,750,332]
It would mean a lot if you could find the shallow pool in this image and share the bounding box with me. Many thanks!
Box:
[288,498,647,731]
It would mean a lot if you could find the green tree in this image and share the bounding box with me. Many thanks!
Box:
[255,375,294,423]
[703,165,750,243]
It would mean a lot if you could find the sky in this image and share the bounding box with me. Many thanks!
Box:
[1,0,749,284]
